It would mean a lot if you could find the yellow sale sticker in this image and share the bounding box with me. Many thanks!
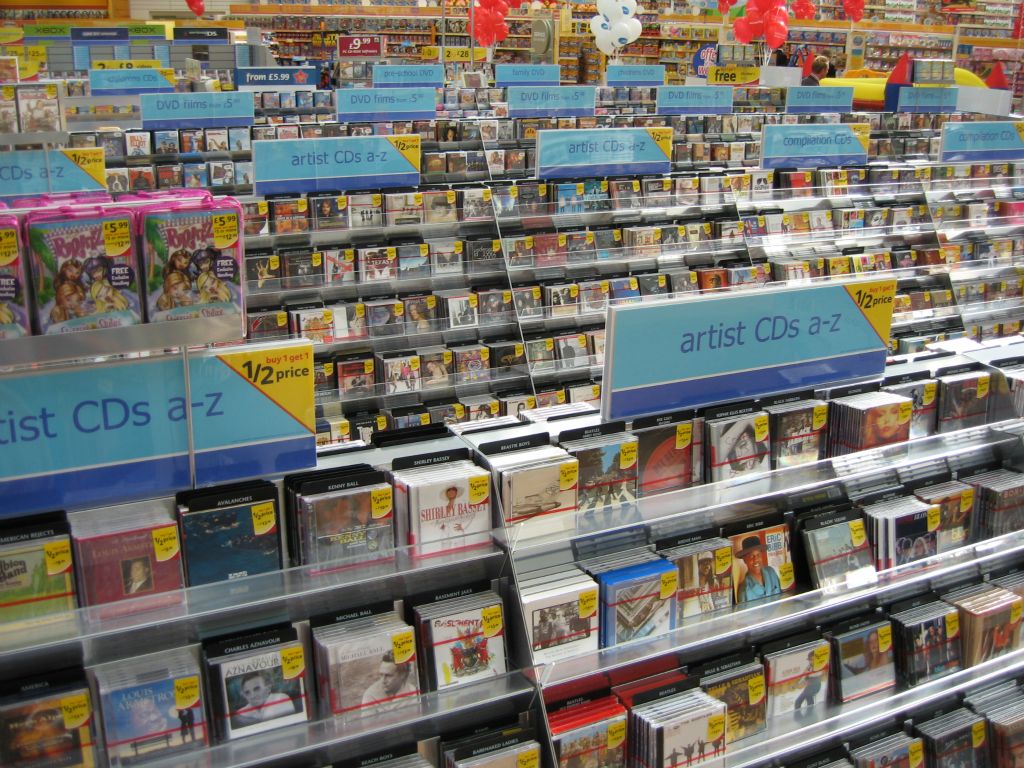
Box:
[212,212,239,249]
[747,674,765,705]
[1012,599,1022,625]
[103,219,131,257]
[715,547,731,575]
[978,375,990,398]
[151,526,180,562]
[175,676,200,710]
[706,713,725,742]
[517,748,539,768]
[482,604,504,637]
[813,404,828,431]
[469,475,490,505]
[579,589,598,618]
[849,519,867,549]
[216,342,315,434]
[44,539,72,575]
[898,401,913,424]
[620,442,638,469]
[676,422,693,449]
[251,501,277,535]
[560,461,579,490]
[923,382,937,406]
[812,645,830,671]
[927,505,941,532]
[908,740,923,768]
[754,414,769,442]
[877,624,893,654]
[392,629,416,664]
[961,489,974,514]
[972,720,986,748]
[660,569,678,600]
[778,561,795,590]
[0,228,17,267]
[607,719,626,749]
[61,693,91,730]
[945,611,959,639]
[281,646,305,679]
[371,487,393,518]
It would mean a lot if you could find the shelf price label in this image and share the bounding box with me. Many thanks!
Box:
[604,278,896,419]
[506,86,597,118]
[940,121,1024,162]
[495,64,560,87]
[0,148,106,199]
[785,85,854,114]
[897,86,958,114]
[606,64,665,86]
[537,127,671,179]
[336,87,437,122]
[141,91,254,129]
[372,64,444,88]
[235,66,318,90]
[760,123,870,169]
[337,35,382,58]
[253,135,420,195]
[655,85,733,115]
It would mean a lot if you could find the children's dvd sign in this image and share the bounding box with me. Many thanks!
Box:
[602,279,897,420]
[536,127,672,179]
[0,340,315,517]
[939,121,1024,161]
[760,123,871,169]
[606,65,665,86]
[253,135,421,195]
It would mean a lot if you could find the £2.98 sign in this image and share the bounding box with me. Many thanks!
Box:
[602,278,897,420]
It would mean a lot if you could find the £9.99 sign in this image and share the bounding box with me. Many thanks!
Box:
[337,35,382,57]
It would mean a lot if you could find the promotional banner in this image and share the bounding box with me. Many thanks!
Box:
[0,148,106,198]
[253,135,420,194]
[90,67,176,95]
[173,28,229,44]
[707,65,760,85]
[761,123,870,169]
[0,341,315,517]
[372,64,444,88]
[495,64,560,87]
[336,87,437,122]
[939,121,1024,162]
[606,64,666,86]
[506,86,597,118]
[141,91,255,129]
[897,86,958,114]
[537,127,672,179]
[785,86,854,114]
[235,66,318,90]
[692,44,717,78]
[655,86,733,115]
[337,35,382,58]
[70,28,129,44]
[603,279,897,420]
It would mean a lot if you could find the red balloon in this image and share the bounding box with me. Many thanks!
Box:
[718,0,731,12]
[185,0,204,16]
[745,0,762,15]
[747,16,764,37]
[765,19,787,50]
[732,16,754,43]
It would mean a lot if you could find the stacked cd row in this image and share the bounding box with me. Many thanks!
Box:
[0,586,509,765]
[543,574,1023,767]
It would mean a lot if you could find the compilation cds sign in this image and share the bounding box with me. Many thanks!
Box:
[495,64,560,87]
[336,87,436,122]
[0,149,107,198]
[253,135,421,195]
[0,342,315,517]
[785,86,854,114]
[602,279,897,420]
[536,127,672,179]
[655,86,733,115]
[506,86,597,118]
[90,68,176,95]
[760,123,870,169]
[938,121,1024,162]
[141,92,255,129]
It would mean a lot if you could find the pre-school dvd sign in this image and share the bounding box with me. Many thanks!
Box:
[602,278,897,421]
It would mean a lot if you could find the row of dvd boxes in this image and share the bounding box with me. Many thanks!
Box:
[545,577,1024,768]
[0,195,243,339]
[1,586,511,765]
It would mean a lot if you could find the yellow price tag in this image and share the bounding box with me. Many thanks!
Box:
[676,422,693,449]
[482,604,504,637]
[877,624,893,654]
[213,212,239,249]
[311,252,323,268]
[1011,599,1022,625]
[715,547,731,575]
[747,674,765,705]
[392,629,416,664]
[927,505,941,532]
[923,382,937,406]
[276,311,288,327]
[102,219,131,257]
[849,519,867,549]
[175,676,200,709]
[812,404,828,431]
[812,644,830,671]
[151,526,180,562]
[43,539,72,576]
[251,501,277,535]
[754,414,769,443]
[972,720,986,749]
[607,719,626,749]
[281,646,306,679]
[908,740,924,768]
[0,228,18,267]
[517,748,540,768]
[898,401,913,424]
[61,693,91,730]
[371,487,393,518]
[778,561,795,590]
[660,569,678,600]
[945,611,959,639]
[560,461,579,490]
[706,713,725,742]
[578,589,598,619]
[620,442,638,469]
[977,375,990,398]
[961,489,974,515]
[469,475,490,505]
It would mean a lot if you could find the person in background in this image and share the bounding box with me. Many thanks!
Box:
[773,46,791,67]
[802,55,829,86]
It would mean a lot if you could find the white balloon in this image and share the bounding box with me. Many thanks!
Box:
[619,0,638,17]
[596,35,618,55]
[596,0,623,19]
[617,16,642,44]
[589,14,610,36]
